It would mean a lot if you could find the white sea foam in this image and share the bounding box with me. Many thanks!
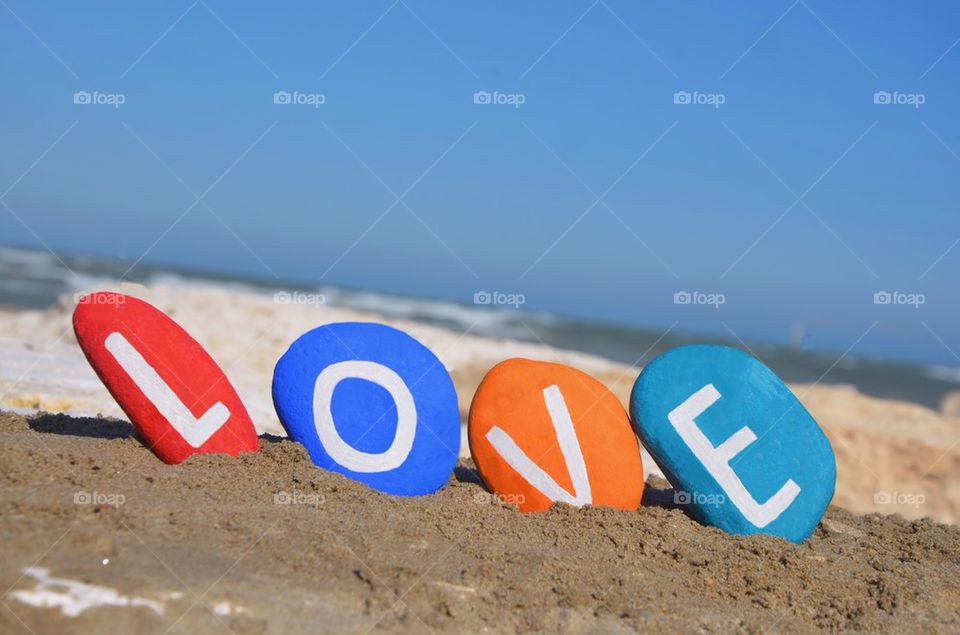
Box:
[926,365,960,384]
[320,286,556,341]
[146,271,266,296]
[0,246,62,271]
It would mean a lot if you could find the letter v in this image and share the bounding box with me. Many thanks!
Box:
[485,385,592,506]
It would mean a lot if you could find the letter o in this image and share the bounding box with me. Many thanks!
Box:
[313,360,417,473]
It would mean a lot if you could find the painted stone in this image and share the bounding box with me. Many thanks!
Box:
[630,344,835,542]
[73,292,259,464]
[272,322,459,496]
[468,358,644,512]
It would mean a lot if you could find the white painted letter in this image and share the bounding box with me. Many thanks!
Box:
[668,384,800,528]
[104,332,229,448]
[313,360,416,473]
[485,385,592,506]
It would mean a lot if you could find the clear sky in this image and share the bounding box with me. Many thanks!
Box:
[1,1,958,366]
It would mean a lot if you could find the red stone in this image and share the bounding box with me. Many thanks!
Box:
[73,292,258,464]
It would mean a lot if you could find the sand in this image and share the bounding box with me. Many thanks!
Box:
[2,411,959,634]
[1,281,959,524]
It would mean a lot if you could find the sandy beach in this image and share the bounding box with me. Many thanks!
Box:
[1,281,959,524]
[2,282,960,632]
[2,411,959,634]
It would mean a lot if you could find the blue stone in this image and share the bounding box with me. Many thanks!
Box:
[630,344,835,542]
[273,322,460,496]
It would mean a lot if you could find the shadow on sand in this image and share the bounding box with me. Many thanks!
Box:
[27,412,136,440]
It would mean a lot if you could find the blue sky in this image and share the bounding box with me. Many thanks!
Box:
[1,1,958,366]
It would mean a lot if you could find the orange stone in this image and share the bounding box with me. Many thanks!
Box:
[468,358,644,512]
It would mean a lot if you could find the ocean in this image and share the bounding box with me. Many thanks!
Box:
[1,244,957,410]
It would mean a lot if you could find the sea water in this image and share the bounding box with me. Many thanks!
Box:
[0,243,955,410]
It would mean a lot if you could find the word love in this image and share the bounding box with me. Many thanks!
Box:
[74,293,258,464]
[74,293,836,543]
